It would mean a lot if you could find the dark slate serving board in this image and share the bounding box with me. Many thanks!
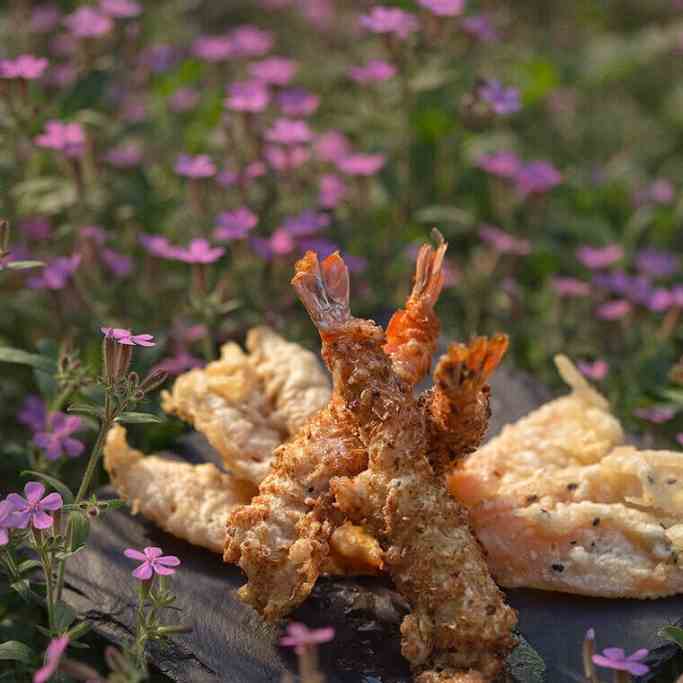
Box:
[63,368,683,683]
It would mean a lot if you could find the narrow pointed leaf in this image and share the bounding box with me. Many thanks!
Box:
[21,470,74,505]
[0,348,56,373]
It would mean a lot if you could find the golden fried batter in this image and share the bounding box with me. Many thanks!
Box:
[161,329,331,484]
[104,425,256,553]
[449,356,683,598]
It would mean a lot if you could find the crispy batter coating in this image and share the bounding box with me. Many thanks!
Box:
[290,250,516,681]
[104,425,256,553]
[161,329,331,484]
[449,355,683,598]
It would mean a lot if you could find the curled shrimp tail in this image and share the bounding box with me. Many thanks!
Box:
[292,251,350,335]
[409,228,447,308]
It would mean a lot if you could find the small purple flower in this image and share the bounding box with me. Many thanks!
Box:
[34,120,86,158]
[229,25,273,58]
[63,7,113,38]
[277,88,320,116]
[34,636,69,683]
[19,217,51,241]
[99,0,142,18]
[314,131,351,163]
[154,352,203,376]
[359,7,418,40]
[577,360,608,381]
[8,482,63,530]
[0,499,15,546]
[461,14,498,42]
[336,153,385,176]
[104,142,143,168]
[139,234,179,259]
[225,80,270,113]
[101,327,156,346]
[18,396,48,433]
[280,622,335,655]
[265,118,313,145]
[319,173,347,208]
[633,406,676,424]
[552,277,591,297]
[101,248,133,277]
[476,151,521,178]
[139,43,179,73]
[214,208,258,241]
[479,225,531,255]
[30,5,62,33]
[192,35,234,62]
[417,0,465,16]
[282,210,330,237]
[34,413,84,461]
[478,80,521,115]
[635,248,679,278]
[81,224,108,245]
[671,285,683,308]
[174,238,225,264]
[266,145,310,171]
[248,57,298,85]
[516,161,562,196]
[175,154,216,179]
[595,299,631,321]
[27,254,81,290]
[592,647,650,677]
[124,546,181,580]
[349,60,397,84]
[676,433,683,447]
[168,87,200,113]
[647,288,673,312]
[0,55,49,80]
[635,178,674,206]
[576,244,624,270]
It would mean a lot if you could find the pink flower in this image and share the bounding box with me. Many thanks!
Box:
[276,88,320,116]
[479,225,530,255]
[34,120,86,158]
[265,118,313,145]
[27,254,81,290]
[175,154,216,178]
[192,35,234,62]
[478,79,521,115]
[515,161,562,195]
[282,210,330,237]
[33,636,69,683]
[280,622,335,655]
[139,234,180,259]
[577,360,608,381]
[248,57,298,85]
[99,0,142,18]
[314,131,351,163]
[7,482,63,530]
[595,299,631,321]
[104,142,143,168]
[576,244,624,269]
[18,396,48,433]
[20,217,51,240]
[30,5,62,33]
[417,0,465,16]
[63,7,113,37]
[359,7,418,39]
[225,80,270,113]
[476,151,521,178]
[0,55,49,80]
[336,154,385,176]
[270,228,296,255]
[676,433,683,447]
[101,248,133,277]
[34,413,84,460]
[0,499,14,546]
[592,647,650,677]
[124,546,181,580]
[461,14,498,42]
[552,277,591,297]
[214,208,258,241]
[265,145,310,171]
[319,173,347,208]
[633,406,676,424]
[168,87,200,113]
[174,238,225,264]
[154,352,203,376]
[349,60,397,84]
[101,327,156,346]
[229,25,273,58]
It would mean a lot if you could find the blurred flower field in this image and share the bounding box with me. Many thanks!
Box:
[1,1,683,679]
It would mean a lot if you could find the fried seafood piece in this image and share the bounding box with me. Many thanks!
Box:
[161,329,331,484]
[423,335,509,475]
[224,234,451,617]
[104,425,256,554]
[294,251,516,682]
[449,356,683,598]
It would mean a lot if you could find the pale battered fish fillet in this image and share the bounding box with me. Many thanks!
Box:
[449,355,683,598]
[161,327,331,484]
[104,425,256,553]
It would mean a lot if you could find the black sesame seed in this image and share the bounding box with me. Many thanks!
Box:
[592,518,600,527]
[566,483,578,491]
[551,563,565,572]
[526,495,539,504]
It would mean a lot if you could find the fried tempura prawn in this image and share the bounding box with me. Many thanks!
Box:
[293,251,516,682]
[104,425,256,553]
[161,328,331,484]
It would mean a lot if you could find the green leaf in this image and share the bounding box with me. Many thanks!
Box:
[66,621,91,641]
[10,579,32,603]
[5,260,45,271]
[70,512,90,550]
[16,559,42,574]
[661,625,683,650]
[0,641,33,664]
[67,403,104,419]
[0,347,56,373]
[21,471,74,505]
[115,411,164,424]
[662,389,683,405]
[54,546,85,561]
[53,601,77,631]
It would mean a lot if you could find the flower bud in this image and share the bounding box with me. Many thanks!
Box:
[139,368,168,394]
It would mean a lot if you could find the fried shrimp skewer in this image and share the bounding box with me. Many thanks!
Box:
[293,252,516,683]
[423,335,509,475]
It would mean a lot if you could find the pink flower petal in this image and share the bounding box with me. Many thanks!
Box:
[0,528,8,546]
[25,481,45,504]
[153,563,176,576]
[156,555,181,567]
[627,649,649,661]
[6,493,28,511]
[132,562,153,580]
[39,492,64,511]
[144,546,163,559]
[602,648,626,660]
[9,508,31,529]
[124,548,147,561]
[626,662,650,676]
[592,654,624,670]
[32,509,54,529]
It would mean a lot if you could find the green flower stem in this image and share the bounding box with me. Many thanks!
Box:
[34,529,55,632]
[0,546,20,580]
[132,579,152,672]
